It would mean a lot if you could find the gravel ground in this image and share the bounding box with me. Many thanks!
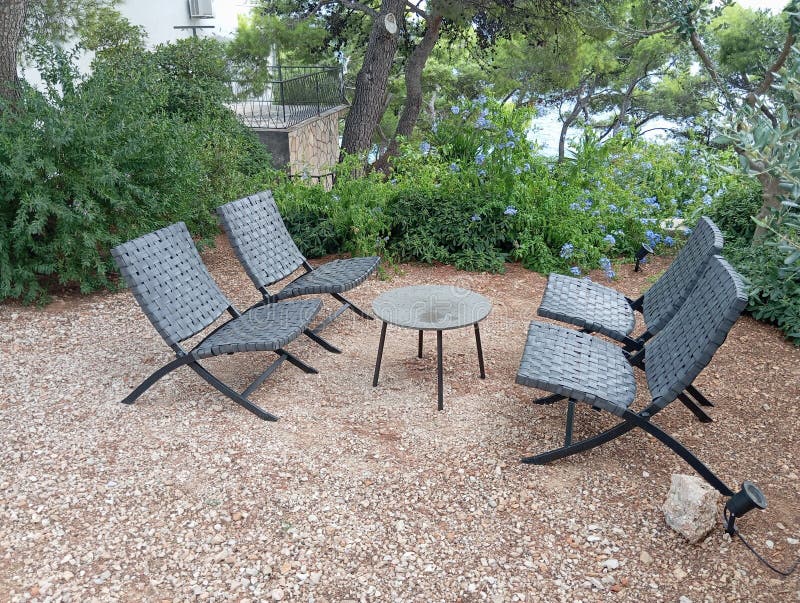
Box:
[1,236,799,602]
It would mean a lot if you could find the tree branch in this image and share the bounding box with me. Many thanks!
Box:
[307,0,379,19]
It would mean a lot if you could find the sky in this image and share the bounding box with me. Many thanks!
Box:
[732,0,788,11]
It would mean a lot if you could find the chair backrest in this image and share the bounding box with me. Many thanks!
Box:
[216,190,305,290]
[111,222,231,347]
[642,216,724,334]
[645,255,747,409]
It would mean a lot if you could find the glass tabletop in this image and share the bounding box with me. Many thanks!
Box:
[372,285,492,330]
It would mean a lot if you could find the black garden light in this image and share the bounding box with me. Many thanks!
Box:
[725,481,768,534]
[634,243,654,272]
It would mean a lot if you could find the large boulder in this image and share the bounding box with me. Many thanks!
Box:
[663,474,721,543]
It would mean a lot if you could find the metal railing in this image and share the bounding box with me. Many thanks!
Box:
[230,65,347,129]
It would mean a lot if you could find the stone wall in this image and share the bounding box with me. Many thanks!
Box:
[252,106,346,190]
[287,107,346,186]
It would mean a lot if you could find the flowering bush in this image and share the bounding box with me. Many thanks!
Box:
[279,94,746,278]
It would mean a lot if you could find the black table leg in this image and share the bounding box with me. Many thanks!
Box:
[436,329,443,411]
[372,321,388,387]
[474,322,485,379]
[418,330,423,358]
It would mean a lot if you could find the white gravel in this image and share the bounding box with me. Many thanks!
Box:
[1,237,799,602]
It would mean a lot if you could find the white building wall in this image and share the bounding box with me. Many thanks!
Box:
[21,1,252,86]
[121,0,220,46]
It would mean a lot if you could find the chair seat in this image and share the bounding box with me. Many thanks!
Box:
[275,256,381,300]
[193,299,322,359]
[537,274,636,341]
[516,322,636,416]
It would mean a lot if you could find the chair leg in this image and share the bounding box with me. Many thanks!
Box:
[240,355,287,398]
[523,421,637,464]
[686,384,715,407]
[678,392,713,423]
[564,399,576,446]
[534,393,566,405]
[311,302,350,334]
[304,329,341,353]
[621,409,734,497]
[331,292,373,320]
[188,362,279,421]
[522,402,667,464]
[120,355,193,405]
[277,349,318,374]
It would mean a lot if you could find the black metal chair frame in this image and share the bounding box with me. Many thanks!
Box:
[516,256,761,513]
[535,217,724,418]
[217,190,381,334]
[112,222,340,421]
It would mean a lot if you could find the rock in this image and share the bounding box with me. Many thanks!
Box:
[679,596,693,603]
[663,474,721,543]
[639,551,653,564]
[601,558,620,570]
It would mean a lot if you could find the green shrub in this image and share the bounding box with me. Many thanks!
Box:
[726,236,800,345]
[0,39,276,302]
[705,179,763,246]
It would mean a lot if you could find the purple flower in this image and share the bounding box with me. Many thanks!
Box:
[419,141,431,154]
[560,243,575,259]
[599,257,612,270]
[664,236,675,247]
[604,269,616,280]
[475,152,486,165]
[504,206,518,216]
[570,266,581,276]
[449,163,460,173]
[645,230,662,247]
[451,106,461,115]
[603,234,616,246]
[470,214,482,222]
[475,116,490,129]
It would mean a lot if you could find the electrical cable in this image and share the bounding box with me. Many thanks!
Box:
[723,509,800,577]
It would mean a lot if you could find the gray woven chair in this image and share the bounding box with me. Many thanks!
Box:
[217,190,381,334]
[111,222,340,421]
[535,216,724,413]
[516,256,766,521]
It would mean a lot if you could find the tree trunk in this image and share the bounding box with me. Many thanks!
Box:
[375,13,442,168]
[558,82,591,163]
[340,0,404,160]
[752,170,784,244]
[0,0,27,107]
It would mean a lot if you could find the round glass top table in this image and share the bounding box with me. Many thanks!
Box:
[371,285,492,410]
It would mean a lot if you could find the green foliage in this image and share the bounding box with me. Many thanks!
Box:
[715,45,800,343]
[273,154,392,260]
[153,38,233,119]
[726,239,800,345]
[705,179,763,245]
[1,37,277,302]
[275,95,742,280]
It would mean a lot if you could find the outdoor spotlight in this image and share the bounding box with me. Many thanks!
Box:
[725,481,768,534]
[634,243,654,272]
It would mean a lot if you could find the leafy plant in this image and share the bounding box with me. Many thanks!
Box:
[0,34,277,302]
